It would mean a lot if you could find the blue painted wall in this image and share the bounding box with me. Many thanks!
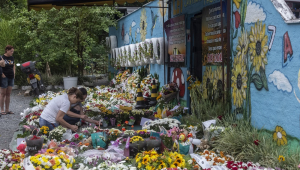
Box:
[109,0,168,87]
[231,0,300,140]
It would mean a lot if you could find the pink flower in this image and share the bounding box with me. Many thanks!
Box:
[74,134,79,139]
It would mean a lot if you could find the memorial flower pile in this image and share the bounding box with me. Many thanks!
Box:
[29,152,75,170]
[49,126,67,142]
[0,150,24,170]
[20,109,43,126]
[140,74,158,97]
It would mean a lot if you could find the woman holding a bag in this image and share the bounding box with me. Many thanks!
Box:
[39,87,83,132]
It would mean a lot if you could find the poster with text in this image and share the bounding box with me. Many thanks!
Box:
[164,15,186,62]
[202,1,227,66]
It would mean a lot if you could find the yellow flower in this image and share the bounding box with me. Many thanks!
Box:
[231,54,247,108]
[46,149,54,153]
[249,20,268,72]
[236,28,249,59]
[273,126,287,146]
[278,155,285,162]
[138,163,142,168]
[233,0,241,9]
[188,86,192,90]
[140,8,147,41]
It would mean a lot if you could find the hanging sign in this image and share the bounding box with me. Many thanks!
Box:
[164,15,186,62]
[202,1,227,65]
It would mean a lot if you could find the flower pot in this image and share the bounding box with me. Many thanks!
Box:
[46,85,53,90]
[150,58,156,64]
[110,118,116,127]
[63,77,78,90]
[128,119,135,125]
[102,121,108,128]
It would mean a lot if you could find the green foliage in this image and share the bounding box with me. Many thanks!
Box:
[212,114,300,170]
[0,2,122,77]
[51,74,64,85]
[17,131,31,138]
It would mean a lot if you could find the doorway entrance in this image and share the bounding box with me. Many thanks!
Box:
[190,14,202,81]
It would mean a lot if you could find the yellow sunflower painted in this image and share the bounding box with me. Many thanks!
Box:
[140,9,147,41]
[249,20,268,72]
[202,66,214,99]
[273,126,287,146]
[236,28,249,59]
[233,0,241,9]
[213,66,227,92]
[231,54,247,108]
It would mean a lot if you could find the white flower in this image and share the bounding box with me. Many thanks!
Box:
[188,159,193,164]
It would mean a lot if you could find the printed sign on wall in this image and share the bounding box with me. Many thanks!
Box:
[164,15,186,62]
[202,1,227,65]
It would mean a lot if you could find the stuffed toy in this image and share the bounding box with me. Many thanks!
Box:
[196,139,210,151]
[17,141,26,154]
[83,137,92,146]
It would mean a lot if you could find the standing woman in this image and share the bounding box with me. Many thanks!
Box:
[0,45,15,115]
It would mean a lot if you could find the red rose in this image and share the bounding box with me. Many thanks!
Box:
[254,139,260,146]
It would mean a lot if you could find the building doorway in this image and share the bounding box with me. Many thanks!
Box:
[190,14,202,81]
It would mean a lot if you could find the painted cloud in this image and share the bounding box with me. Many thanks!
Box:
[268,70,292,93]
[132,21,136,27]
[245,1,266,24]
[136,27,140,33]
[124,33,129,45]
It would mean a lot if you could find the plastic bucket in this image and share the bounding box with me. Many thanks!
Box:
[63,77,78,90]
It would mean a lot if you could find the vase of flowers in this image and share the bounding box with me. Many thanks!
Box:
[102,119,108,128]
[110,118,116,127]
[128,116,135,125]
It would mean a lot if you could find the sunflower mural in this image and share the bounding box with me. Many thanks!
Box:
[213,66,227,99]
[231,54,247,108]
[249,21,269,73]
[231,0,269,117]
[202,66,214,99]
[273,126,288,146]
[140,9,147,41]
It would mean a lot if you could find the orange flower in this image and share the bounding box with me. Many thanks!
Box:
[125,121,129,124]
[79,142,83,146]
[35,166,42,170]
[220,151,225,157]
[117,124,121,127]
[49,159,56,166]
[84,143,90,146]
[122,128,126,131]
[204,150,209,154]
[131,125,134,128]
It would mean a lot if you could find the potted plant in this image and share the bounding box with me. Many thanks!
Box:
[128,116,135,125]
[134,45,140,66]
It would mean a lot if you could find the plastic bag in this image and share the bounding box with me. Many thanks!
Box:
[91,132,107,149]
[129,141,146,157]
[145,138,161,153]
[62,129,73,141]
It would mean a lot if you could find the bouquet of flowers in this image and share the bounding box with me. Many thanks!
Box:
[19,110,43,126]
[143,118,181,131]
[140,74,158,97]
[29,153,75,170]
[49,126,67,142]
[130,136,144,143]
[136,130,150,138]
[128,116,135,125]
[40,126,49,135]
[80,127,96,137]
[135,150,193,170]
[0,149,25,170]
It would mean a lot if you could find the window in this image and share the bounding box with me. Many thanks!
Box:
[285,0,300,18]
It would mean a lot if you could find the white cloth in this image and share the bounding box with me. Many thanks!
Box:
[40,94,70,124]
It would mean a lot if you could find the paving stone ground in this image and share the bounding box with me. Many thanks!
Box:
[0,89,33,149]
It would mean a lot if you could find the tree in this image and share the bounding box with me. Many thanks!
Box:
[23,6,121,76]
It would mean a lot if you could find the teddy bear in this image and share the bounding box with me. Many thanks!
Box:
[83,137,92,146]
[196,139,210,151]
[17,140,26,154]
